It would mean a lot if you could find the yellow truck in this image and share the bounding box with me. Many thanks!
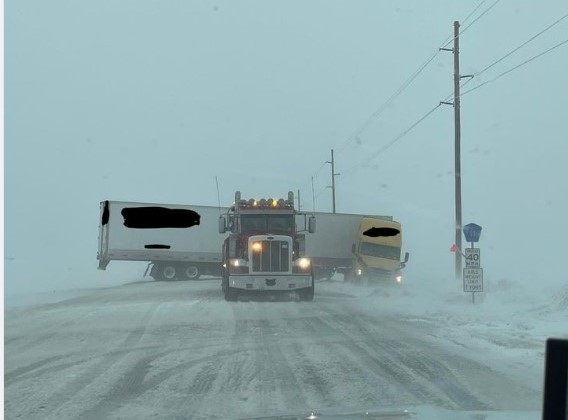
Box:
[303,213,409,284]
[349,217,408,283]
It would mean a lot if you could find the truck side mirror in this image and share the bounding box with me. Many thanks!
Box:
[218,216,226,234]
[400,252,409,269]
[351,243,356,254]
[308,216,316,233]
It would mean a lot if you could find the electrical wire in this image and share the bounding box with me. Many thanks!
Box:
[462,0,489,25]
[300,0,501,202]
[342,103,443,178]
[459,11,568,92]
[460,37,568,97]
[441,0,501,49]
[340,31,567,181]
[334,0,489,154]
[336,48,442,154]
[478,12,568,76]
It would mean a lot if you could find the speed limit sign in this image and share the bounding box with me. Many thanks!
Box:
[465,248,480,268]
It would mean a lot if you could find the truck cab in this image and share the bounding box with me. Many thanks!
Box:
[351,217,409,284]
[218,191,316,301]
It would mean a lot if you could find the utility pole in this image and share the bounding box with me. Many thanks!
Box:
[311,176,316,213]
[453,21,463,282]
[326,149,340,213]
[297,189,301,211]
[441,20,470,282]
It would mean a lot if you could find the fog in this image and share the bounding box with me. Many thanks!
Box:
[5,1,567,296]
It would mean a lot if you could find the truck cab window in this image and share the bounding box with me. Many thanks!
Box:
[267,216,292,233]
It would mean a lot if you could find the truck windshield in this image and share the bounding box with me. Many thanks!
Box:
[241,215,293,234]
[360,242,401,260]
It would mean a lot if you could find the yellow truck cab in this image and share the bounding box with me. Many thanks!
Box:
[350,217,409,284]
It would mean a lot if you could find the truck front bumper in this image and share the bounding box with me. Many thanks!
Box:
[228,274,312,291]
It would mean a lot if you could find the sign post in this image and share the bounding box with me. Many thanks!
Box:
[462,223,483,303]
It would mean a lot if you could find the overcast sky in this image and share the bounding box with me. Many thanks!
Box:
[5,0,568,296]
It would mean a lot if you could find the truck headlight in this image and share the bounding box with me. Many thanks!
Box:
[229,258,248,274]
[295,258,310,269]
[357,268,363,276]
[230,258,248,267]
[293,257,311,273]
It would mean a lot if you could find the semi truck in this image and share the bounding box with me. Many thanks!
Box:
[305,212,409,283]
[97,199,409,285]
[218,191,316,301]
[97,200,229,281]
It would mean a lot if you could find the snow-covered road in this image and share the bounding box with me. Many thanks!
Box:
[5,279,546,419]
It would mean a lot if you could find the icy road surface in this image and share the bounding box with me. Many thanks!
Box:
[5,279,543,419]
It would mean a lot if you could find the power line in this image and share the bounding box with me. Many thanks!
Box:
[459,11,568,92]
[336,48,442,153]
[330,6,566,184]
[300,0,501,199]
[462,0,489,25]
[461,38,568,97]
[478,12,568,76]
[342,103,443,178]
[461,0,501,34]
[441,0,501,49]
[335,1,489,154]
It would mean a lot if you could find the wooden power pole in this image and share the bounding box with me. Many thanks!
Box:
[330,149,336,213]
[453,21,463,282]
[326,149,340,213]
[442,21,465,281]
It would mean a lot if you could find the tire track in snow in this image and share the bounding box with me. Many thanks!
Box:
[16,302,164,419]
[310,308,490,410]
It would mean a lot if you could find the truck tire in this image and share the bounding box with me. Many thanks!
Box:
[224,287,239,302]
[300,287,314,301]
[222,272,238,301]
[300,274,315,301]
[184,265,200,280]
[160,265,178,281]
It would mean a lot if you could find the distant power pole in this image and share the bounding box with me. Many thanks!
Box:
[297,189,301,211]
[311,176,316,213]
[326,149,340,213]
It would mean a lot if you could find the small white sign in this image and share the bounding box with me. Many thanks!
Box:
[465,248,481,268]
[463,268,483,292]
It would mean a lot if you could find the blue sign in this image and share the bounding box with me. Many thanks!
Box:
[463,223,482,243]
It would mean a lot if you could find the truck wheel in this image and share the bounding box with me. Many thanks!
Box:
[161,265,177,281]
[224,287,239,301]
[300,275,315,301]
[184,265,200,280]
[300,287,314,301]
[222,273,238,301]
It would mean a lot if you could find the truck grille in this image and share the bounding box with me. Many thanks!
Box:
[251,240,290,273]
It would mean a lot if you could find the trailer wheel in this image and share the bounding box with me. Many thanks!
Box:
[184,265,200,280]
[161,265,177,281]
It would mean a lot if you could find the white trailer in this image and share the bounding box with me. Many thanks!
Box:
[97,201,399,282]
[97,200,229,280]
[298,212,393,279]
